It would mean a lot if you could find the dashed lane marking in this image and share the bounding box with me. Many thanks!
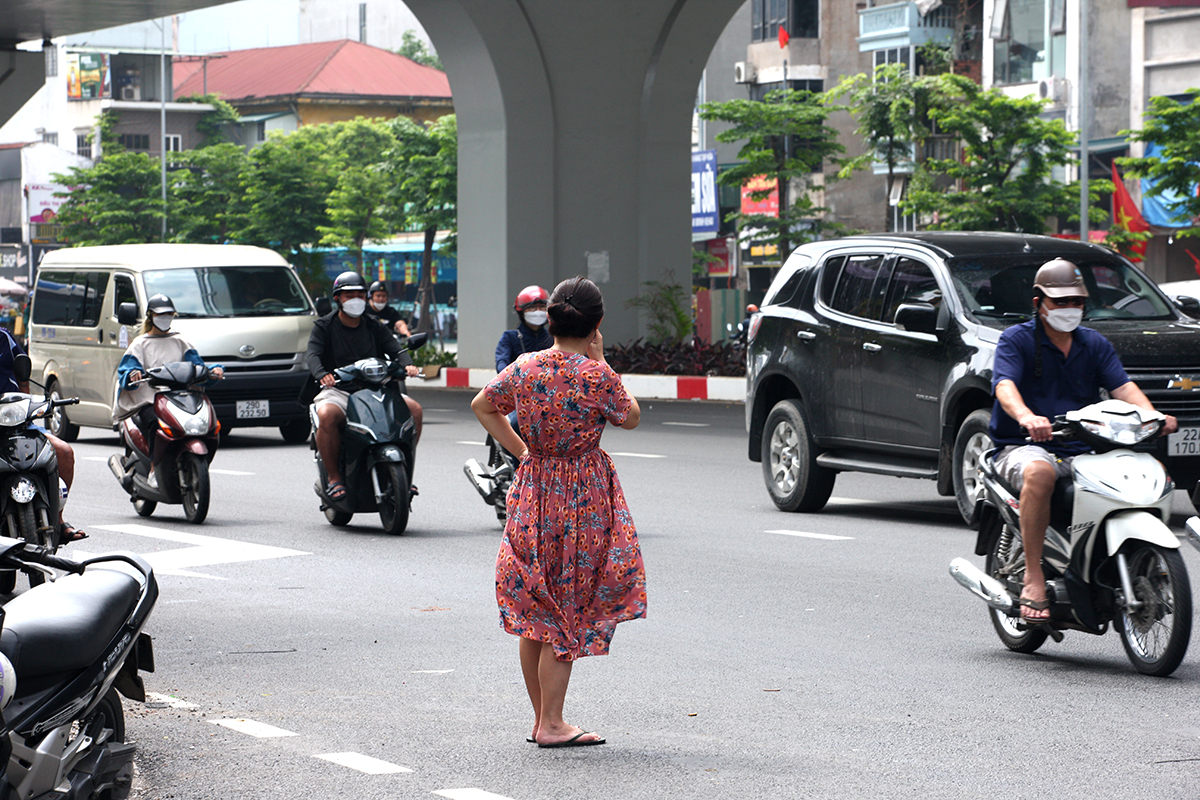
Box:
[433,790,519,800]
[661,421,710,427]
[314,752,413,774]
[765,529,854,541]
[84,523,310,579]
[210,718,299,738]
[145,692,198,710]
[608,452,666,458]
[82,456,254,476]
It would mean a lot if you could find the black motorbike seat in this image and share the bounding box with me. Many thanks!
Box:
[0,568,140,678]
[990,453,1074,530]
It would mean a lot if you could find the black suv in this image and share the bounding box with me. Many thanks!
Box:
[745,232,1200,524]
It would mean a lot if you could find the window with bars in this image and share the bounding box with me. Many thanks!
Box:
[76,133,91,159]
[118,133,150,151]
[751,0,818,42]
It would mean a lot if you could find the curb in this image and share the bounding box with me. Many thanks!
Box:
[419,367,746,403]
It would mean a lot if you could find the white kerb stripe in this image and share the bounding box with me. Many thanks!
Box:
[432,790,519,800]
[209,718,298,738]
[765,529,854,541]
[314,752,412,774]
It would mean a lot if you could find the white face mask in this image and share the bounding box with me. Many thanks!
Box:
[524,310,548,327]
[1045,307,1083,333]
[341,298,367,318]
[370,300,387,312]
[152,314,174,331]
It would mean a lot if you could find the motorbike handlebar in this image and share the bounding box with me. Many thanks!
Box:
[9,544,85,575]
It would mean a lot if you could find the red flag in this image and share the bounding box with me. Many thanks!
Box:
[1112,162,1150,262]
[778,25,790,48]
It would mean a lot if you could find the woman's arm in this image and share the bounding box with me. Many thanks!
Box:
[471,389,527,459]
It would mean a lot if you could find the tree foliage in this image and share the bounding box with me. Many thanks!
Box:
[396,30,443,71]
[169,143,250,244]
[1120,91,1200,234]
[53,152,164,245]
[317,118,399,269]
[699,89,848,262]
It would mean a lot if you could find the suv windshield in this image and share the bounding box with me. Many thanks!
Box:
[946,253,1174,328]
[142,267,312,318]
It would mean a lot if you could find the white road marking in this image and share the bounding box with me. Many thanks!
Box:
[765,529,854,541]
[411,669,454,674]
[608,452,666,459]
[458,441,485,445]
[661,421,709,427]
[145,692,198,709]
[210,718,298,738]
[314,752,412,774]
[433,790,518,800]
[87,523,310,578]
[209,468,255,476]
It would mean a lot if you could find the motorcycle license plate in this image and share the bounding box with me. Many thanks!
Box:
[1169,427,1200,456]
[236,400,270,419]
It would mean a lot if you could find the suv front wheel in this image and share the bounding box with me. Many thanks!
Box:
[762,399,836,512]
[952,409,992,528]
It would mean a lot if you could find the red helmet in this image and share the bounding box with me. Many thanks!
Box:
[514,285,549,311]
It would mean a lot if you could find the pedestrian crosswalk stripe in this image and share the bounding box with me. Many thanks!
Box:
[765,529,854,541]
[314,752,412,774]
[432,790,518,800]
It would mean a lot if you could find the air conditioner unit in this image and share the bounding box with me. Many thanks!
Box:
[1037,77,1068,105]
[121,85,141,101]
[734,61,756,84]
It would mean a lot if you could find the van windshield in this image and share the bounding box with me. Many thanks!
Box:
[946,253,1175,329]
[142,267,312,317]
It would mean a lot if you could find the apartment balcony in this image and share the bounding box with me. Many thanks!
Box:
[858,1,955,53]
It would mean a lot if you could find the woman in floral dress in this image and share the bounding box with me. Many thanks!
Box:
[471,276,646,749]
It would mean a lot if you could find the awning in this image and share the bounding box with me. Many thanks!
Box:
[1069,136,1130,155]
[237,112,290,124]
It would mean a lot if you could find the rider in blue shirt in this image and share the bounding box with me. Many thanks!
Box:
[495,285,551,372]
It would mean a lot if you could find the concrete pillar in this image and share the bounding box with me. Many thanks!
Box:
[405,0,744,368]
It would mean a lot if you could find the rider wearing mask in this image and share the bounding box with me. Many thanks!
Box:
[366,281,412,339]
[495,285,552,372]
[305,272,422,501]
[989,259,1177,623]
[114,294,225,458]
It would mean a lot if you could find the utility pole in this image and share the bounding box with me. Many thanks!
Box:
[1079,0,1089,242]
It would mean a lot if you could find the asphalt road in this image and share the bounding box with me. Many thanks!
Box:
[44,387,1200,800]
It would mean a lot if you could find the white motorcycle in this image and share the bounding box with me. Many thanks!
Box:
[950,399,1194,676]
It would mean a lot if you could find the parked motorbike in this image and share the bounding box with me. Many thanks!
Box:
[464,435,518,522]
[311,333,427,535]
[0,354,79,593]
[950,399,1193,676]
[108,362,220,524]
[0,536,157,800]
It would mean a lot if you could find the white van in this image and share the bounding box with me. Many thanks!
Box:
[29,244,317,443]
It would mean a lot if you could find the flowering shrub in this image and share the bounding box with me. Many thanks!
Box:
[605,338,745,377]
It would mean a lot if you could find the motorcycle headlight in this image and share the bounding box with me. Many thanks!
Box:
[0,652,15,711]
[360,360,388,383]
[1079,417,1159,446]
[183,407,210,436]
[0,399,30,428]
[10,477,35,504]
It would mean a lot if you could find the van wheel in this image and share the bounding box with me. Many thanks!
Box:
[953,410,992,529]
[46,380,79,442]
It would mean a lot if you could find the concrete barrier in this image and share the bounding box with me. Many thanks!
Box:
[419,367,746,403]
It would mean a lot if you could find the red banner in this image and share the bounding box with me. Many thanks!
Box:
[1112,162,1150,261]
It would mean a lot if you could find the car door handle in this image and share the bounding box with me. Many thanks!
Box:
[862,342,882,353]
[796,331,816,341]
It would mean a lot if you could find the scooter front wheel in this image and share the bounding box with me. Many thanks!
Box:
[324,506,352,526]
[179,452,210,524]
[1117,544,1192,677]
[16,503,46,588]
[134,497,157,517]
[378,462,409,535]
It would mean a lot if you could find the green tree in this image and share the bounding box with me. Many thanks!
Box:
[1120,91,1200,234]
[317,118,399,270]
[169,143,250,243]
[699,89,847,264]
[53,152,164,245]
[901,74,1094,233]
[833,63,935,231]
[178,94,243,148]
[626,273,692,344]
[396,30,443,71]
[383,114,457,334]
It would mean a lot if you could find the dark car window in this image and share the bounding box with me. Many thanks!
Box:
[947,254,1175,329]
[882,259,940,324]
[770,269,808,309]
[830,254,887,320]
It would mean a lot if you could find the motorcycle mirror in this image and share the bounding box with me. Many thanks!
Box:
[117,302,139,326]
[12,353,31,384]
[315,296,333,316]
[407,332,429,350]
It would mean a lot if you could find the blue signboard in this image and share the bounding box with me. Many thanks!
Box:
[692,149,719,236]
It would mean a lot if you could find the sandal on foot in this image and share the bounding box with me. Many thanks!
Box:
[537,731,606,748]
[59,523,88,542]
[1018,596,1050,622]
[325,481,347,501]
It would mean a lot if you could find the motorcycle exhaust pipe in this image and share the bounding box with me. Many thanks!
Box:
[949,557,1014,614]
[463,459,494,501]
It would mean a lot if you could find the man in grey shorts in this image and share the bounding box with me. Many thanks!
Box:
[989,259,1177,622]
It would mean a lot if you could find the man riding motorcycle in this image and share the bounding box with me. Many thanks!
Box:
[305,272,422,501]
[989,258,1178,622]
[494,285,551,373]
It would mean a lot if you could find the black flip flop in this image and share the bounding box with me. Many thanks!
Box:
[59,523,88,542]
[537,732,606,748]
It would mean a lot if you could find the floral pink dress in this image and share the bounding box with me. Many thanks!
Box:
[484,349,647,661]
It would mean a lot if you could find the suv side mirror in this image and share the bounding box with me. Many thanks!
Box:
[894,302,939,334]
[117,302,139,326]
[12,353,30,385]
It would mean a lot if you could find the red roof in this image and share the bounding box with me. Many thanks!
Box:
[173,39,451,102]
